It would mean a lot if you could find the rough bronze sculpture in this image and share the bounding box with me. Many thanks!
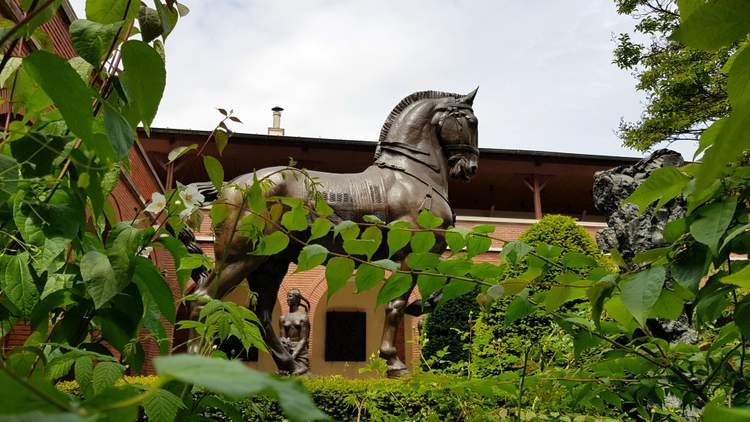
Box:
[185,89,479,376]
[279,288,310,375]
[593,149,696,344]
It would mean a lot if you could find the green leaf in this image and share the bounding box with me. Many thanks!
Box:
[505,289,535,324]
[441,279,475,302]
[727,39,750,111]
[466,234,491,258]
[377,272,412,304]
[469,262,504,281]
[695,106,750,188]
[650,290,685,320]
[671,244,707,295]
[354,263,385,293]
[663,217,688,243]
[722,264,750,289]
[417,208,443,228]
[325,257,354,298]
[361,226,382,249]
[92,362,124,394]
[334,220,359,241]
[23,51,97,151]
[214,129,229,155]
[587,279,615,330]
[387,227,411,258]
[735,298,750,338]
[281,207,307,232]
[438,258,472,277]
[154,355,327,421]
[702,404,750,422]
[500,240,532,264]
[75,356,94,398]
[620,266,666,326]
[410,231,435,253]
[203,156,224,190]
[445,226,469,252]
[103,103,135,160]
[253,232,289,255]
[309,217,332,241]
[0,154,19,204]
[69,19,122,66]
[167,144,197,162]
[416,274,446,300]
[81,250,120,308]
[143,389,185,422]
[689,198,737,252]
[625,167,690,214]
[296,244,328,272]
[406,252,439,270]
[314,193,334,217]
[86,0,139,24]
[210,203,229,227]
[472,224,495,234]
[119,40,166,131]
[362,214,384,224]
[133,256,176,324]
[562,252,597,269]
[343,239,377,259]
[4,252,38,315]
[672,0,750,51]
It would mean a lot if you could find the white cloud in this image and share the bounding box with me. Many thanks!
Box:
[67,1,695,158]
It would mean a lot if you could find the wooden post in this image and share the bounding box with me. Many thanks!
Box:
[523,175,549,220]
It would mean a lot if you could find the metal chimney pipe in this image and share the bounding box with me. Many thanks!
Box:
[268,106,285,136]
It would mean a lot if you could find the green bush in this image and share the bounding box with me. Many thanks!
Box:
[471,215,604,376]
[420,290,480,371]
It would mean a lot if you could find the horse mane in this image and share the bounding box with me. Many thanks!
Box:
[377,90,461,146]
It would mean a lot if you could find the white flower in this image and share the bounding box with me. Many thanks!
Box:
[179,184,205,209]
[145,192,167,214]
[179,206,195,221]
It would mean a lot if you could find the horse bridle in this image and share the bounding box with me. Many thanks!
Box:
[375,104,478,210]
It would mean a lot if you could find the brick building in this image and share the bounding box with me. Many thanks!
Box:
[140,124,637,376]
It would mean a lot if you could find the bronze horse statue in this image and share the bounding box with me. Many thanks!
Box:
[185,89,479,376]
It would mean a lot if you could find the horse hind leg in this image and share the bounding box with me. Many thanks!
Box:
[248,258,296,375]
[186,259,255,354]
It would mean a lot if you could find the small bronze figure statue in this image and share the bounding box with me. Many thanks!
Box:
[279,288,310,375]
[184,89,479,377]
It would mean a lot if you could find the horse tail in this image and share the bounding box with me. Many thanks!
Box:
[172,181,220,287]
[192,181,220,203]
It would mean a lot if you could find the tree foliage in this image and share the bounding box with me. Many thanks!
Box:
[613,0,731,151]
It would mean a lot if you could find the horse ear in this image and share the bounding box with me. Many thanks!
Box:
[460,87,479,105]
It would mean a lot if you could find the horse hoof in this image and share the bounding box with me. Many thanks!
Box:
[386,367,409,378]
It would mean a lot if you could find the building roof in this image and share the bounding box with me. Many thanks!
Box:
[139,127,640,219]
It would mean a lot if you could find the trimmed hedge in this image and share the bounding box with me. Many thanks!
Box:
[471,215,605,376]
[58,374,508,421]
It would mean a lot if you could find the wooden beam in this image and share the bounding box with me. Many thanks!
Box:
[523,175,550,220]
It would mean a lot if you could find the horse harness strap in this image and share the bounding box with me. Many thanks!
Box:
[375,161,451,208]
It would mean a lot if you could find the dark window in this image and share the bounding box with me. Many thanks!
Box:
[325,311,366,361]
[216,336,258,361]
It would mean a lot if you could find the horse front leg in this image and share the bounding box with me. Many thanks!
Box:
[379,278,416,378]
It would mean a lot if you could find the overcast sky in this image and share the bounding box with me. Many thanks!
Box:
[68,1,697,158]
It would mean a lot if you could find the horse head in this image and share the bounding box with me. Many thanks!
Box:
[432,88,479,180]
[375,89,479,181]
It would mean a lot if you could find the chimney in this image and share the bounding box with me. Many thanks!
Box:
[268,106,285,136]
